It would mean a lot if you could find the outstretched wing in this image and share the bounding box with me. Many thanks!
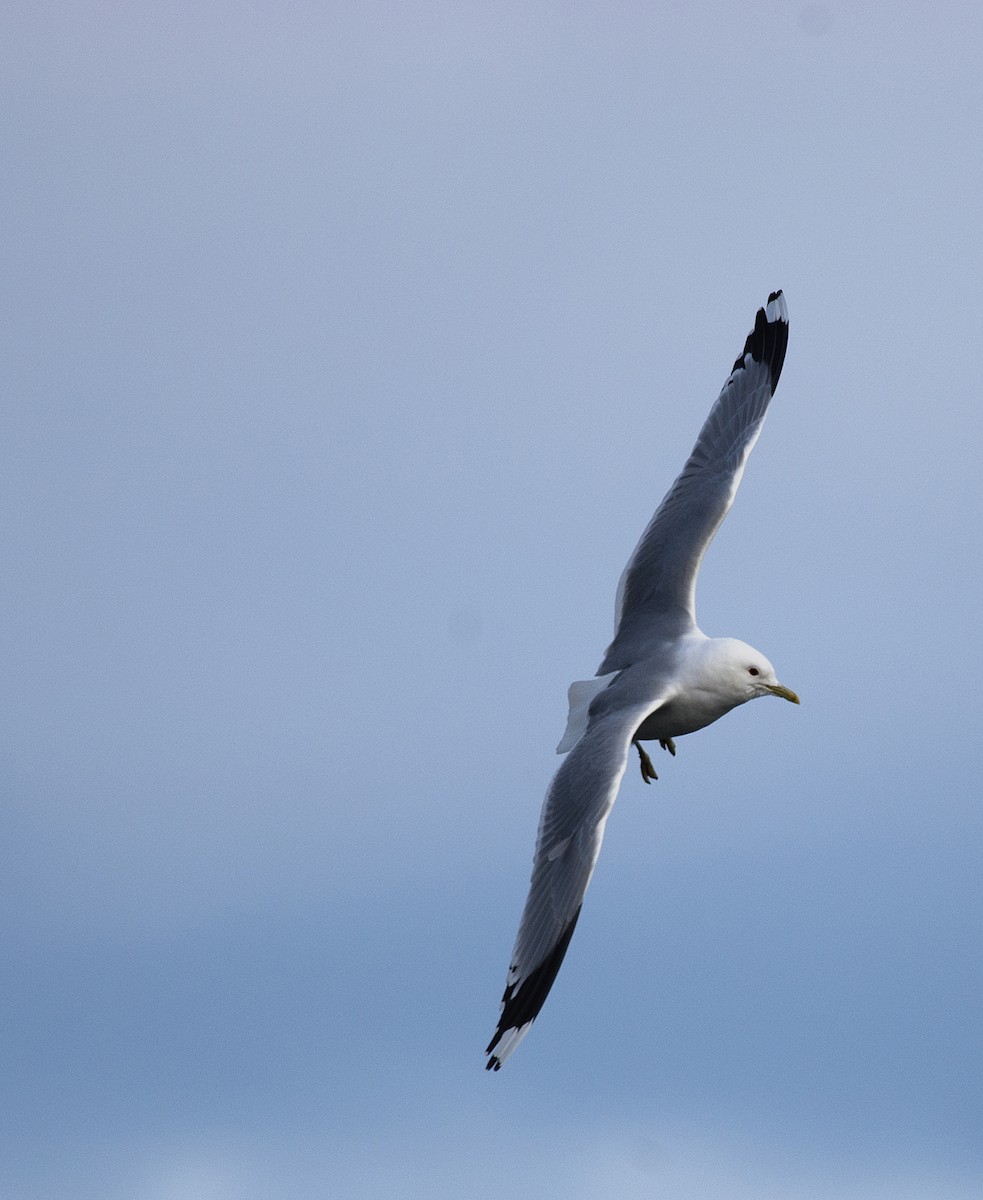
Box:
[599,291,789,673]
[486,695,662,1070]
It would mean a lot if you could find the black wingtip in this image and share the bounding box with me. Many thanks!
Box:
[484,906,583,1069]
[730,290,788,394]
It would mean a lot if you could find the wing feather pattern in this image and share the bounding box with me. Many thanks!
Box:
[486,697,663,1070]
[600,292,788,672]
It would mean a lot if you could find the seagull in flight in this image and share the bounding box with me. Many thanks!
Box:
[486,291,798,1071]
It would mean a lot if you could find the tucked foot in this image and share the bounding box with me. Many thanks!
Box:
[634,740,658,784]
[660,737,676,757]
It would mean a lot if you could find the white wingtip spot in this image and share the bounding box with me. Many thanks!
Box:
[765,290,788,323]
[488,1021,533,1070]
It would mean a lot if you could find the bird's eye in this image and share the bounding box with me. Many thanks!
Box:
[748,667,760,676]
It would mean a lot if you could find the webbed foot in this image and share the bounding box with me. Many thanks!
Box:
[634,740,658,784]
[660,737,676,757]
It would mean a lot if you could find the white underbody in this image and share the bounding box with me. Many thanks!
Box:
[556,634,765,755]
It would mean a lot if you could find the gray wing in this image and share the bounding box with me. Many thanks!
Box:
[599,291,789,673]
[485,693,664,1070]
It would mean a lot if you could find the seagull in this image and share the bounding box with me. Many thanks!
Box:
[486,291,799,1071]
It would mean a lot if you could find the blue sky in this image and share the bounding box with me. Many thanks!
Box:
[3,2,982,1196]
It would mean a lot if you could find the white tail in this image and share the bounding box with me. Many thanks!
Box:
[555,672,620,753]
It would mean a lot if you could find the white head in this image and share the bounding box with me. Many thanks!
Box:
[706,637,800,707]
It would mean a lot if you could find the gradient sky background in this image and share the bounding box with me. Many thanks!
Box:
[3,2,982,1197]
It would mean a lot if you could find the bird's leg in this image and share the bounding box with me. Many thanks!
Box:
[660,737,676,757]
[634,740,658,784]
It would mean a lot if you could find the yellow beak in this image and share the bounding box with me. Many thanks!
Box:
[765,683,800,704]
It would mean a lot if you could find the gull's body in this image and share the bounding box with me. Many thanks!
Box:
[486,292,798,1071]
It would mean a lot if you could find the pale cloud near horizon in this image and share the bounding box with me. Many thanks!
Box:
[42,1118,982,1200]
